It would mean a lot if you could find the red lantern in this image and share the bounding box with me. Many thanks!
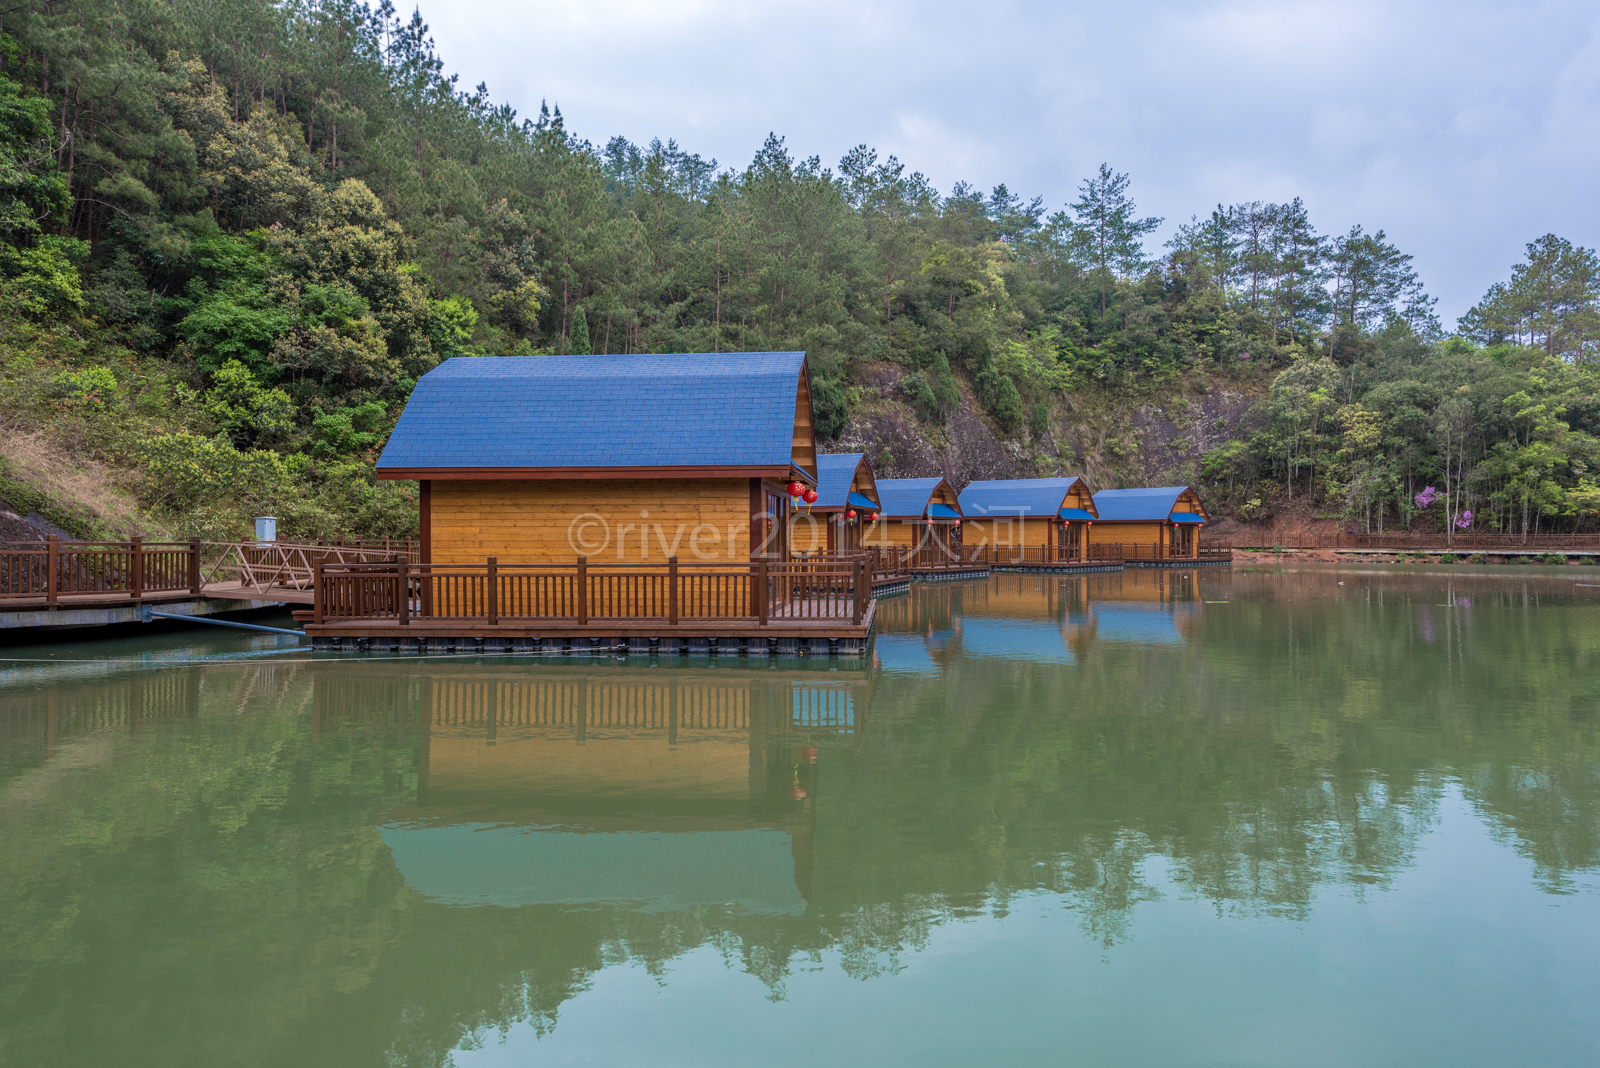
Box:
[803,745,818,764]
[869,513,879,522]
[803,488,818,506]
[789,785,807,800]
[953,518,961,527]
[786,481,804,499]
[846,509,856,521]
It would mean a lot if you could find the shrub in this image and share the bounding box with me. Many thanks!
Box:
[811,374,850,439]
[977,365,1022,433]
[1029,401,1049,438]
[136,431,291,509]
[53,366,119,411]
[201,359,294,446]
[1539,553,1565,566]
[310,401,389,459]
[0,236,88,317]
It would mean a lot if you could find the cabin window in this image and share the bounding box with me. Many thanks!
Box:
[764,492,790,559]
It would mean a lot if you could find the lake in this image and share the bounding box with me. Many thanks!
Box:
[2,564,1598,1067]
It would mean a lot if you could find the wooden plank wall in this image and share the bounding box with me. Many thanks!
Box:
[789,512,833,552]
[863,521,947,548]
[963,517,1054,550]
[429,479,754,564]
[1086,522,1166,550]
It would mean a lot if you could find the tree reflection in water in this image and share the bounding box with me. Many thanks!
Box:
[0,566,1596,1066]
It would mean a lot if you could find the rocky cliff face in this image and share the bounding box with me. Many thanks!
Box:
[831,361,1264,495]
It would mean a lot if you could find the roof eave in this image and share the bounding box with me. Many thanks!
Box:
[377,464,809,482]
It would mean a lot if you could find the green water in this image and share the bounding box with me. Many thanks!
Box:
[2,566,1598,1067]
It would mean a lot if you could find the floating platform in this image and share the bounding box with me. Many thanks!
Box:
[308,630,871,657]
[0,587,303,631]
[992,562,1124,574]
[1124,557,1232,569]
[910,567,991,582]
[302,599,876,658]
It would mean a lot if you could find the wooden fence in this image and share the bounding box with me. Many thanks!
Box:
[312,555,869,627]
[0,536,424,601]
[1205,533,1600,552]
[0,538,201,601]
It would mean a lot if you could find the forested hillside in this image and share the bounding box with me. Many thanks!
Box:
[3,1,1599,542]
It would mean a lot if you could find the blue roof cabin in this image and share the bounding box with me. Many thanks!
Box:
[866,477,963,555]
[376,353,818,564]
[957,477,1098,563]
[1086,486,1208,559]
[791,453,881,554]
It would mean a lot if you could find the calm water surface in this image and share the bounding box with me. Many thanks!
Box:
[2,566,1599,1067]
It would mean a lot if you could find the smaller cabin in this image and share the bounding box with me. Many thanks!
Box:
[1087,486,1209,558]
[866,477,963,555]
[791,453,881,554]
[958,477,1097,562]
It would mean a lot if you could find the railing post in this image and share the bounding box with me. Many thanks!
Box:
[576,555,588,626]
[668,556,678,624]
[757,556,768,626]
[46,534,58,603]
[188,538,202,594]
[313,561,324,625]
[486,556,498,625]
[851,557,863,625]
[130,536,143,600]
[397,561,409,626]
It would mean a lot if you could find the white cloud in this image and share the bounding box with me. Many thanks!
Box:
[422,0,1600,320]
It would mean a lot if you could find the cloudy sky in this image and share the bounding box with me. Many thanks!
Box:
[423,0,1600,322]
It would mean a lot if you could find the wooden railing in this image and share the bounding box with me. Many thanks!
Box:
[1206,532,1600,552]
[208,540,421,590]
[1,537,201,601]
[982,543,1129,566]
[311,555,869,626]
[1,536,423,601]
[1122,543,1233,562]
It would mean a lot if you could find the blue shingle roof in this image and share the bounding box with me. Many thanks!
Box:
[959,477,1093,519]
[1093,487,1199,522]
[377,353,808,471]
[875,478,949,519]
[815,453,869,509]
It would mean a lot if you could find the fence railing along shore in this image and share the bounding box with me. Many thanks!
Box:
[0,537,420,601]
[1204,533,1600,552]
[312,556,870,626]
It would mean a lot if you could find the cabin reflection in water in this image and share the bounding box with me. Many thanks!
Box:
[871,568,1205,671]
[313,668,869,916]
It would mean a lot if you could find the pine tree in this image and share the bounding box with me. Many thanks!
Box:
[1070,164,1162,315]
[569,306,591,355]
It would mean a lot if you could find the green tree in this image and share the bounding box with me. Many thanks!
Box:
[1070,164,1162,316]
[568,305,591,355]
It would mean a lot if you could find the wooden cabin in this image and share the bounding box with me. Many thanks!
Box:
[865,477,963,556]
[791,452,881,554]
[1086,486,1209,558]
[957,476,1097,562]
[376,353,818,564]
